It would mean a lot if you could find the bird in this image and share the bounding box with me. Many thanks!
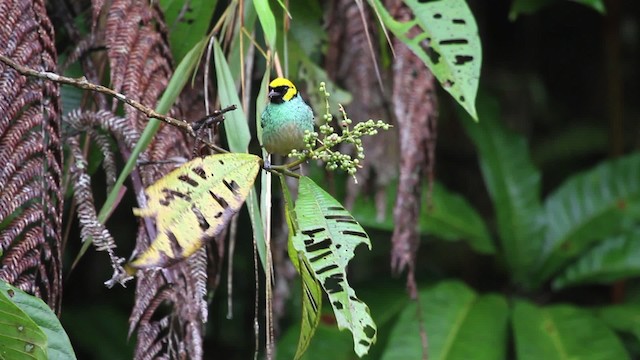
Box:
[260,77,314,156]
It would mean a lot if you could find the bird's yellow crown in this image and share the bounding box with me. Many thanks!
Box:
[269,77,298,102]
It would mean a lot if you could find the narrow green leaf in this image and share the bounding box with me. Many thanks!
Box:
[213,38,267,268]
[293,176,377,357]
[513,301,629,360]
[277,323,355,360]
[382,281,508,360]
[280,175,322,360]
[460,95,543,283]
[74,37,208,267]
[552,227,640,289]
[160,0,218,62]
[535,153,640,285]
[253,0,277,49]
[369,0,481,120]
[213,38,251,152]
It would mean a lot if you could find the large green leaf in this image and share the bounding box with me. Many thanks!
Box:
[349,180,494,254]
[382,281,508,360]
[552,227,640,289]
[0,281,77,360]
[595,303,640,342]
[534,153,640,285]
[293,176,376,357]
[277,323,355,360]
[368,0,481,120]
[160,0,217,62]
[512,301,629,360]
[460,95,543,283]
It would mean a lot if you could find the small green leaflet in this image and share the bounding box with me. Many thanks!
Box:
[369,0,482,120]
[280,175,322,360]
[292,176,377,357]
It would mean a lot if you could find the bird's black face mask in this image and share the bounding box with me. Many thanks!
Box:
[268,85,289,104]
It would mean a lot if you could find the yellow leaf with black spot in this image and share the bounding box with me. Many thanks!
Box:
[130,153,261,269]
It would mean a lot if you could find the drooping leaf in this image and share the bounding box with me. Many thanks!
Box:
[552,227,640,289]
[369,0,482,120]
[534,153,640,285]
[130,153,261,268]
[595,303,640,342]
[0,281,77,360]
[512,301,630,360]
[460,94,543,284]
[293,176,376,357]
[382,281,508,360]
[280,175,322,360]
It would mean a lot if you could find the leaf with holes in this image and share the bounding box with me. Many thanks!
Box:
[280,175,322,360]
[293,176,377,357]
[130,153,261,268]
[369,0,481,120]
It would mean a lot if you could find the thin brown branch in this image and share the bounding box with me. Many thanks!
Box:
[0,54,231,154]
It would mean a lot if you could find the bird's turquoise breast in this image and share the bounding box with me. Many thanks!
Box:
[261,95,314,155]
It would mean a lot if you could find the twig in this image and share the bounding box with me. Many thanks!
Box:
[0,54,231,154]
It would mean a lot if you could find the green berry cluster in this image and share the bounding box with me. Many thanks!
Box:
[288,82,391,178]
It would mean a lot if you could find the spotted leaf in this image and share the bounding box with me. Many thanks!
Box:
[369,0,482,120]
[130,153,261,268]
[292,176,377,357]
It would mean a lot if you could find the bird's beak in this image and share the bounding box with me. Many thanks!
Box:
[268,89,280,99]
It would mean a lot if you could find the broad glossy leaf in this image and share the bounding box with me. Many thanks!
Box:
[461,95,543,284]
[277,323,354,360]
[595,303,640,342]
[293,177,376,357]
[0,282,77,360]
[281,175,322,360]
[382,281,508,360]
[369,0,481,120]
[131,153,261,268]
[350,180,494,254]
[553,227,640,289]
[513,301,629,360]
[535,153,640,285]
[0,283,48,359]
[160,0,217,62]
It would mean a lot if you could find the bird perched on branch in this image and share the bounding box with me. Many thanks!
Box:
[261,77,314,156]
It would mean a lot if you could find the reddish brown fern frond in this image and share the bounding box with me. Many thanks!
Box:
[0,0,63,311]
[95,0,206,357]
[385,0,439,289]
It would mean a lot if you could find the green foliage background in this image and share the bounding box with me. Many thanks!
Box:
[53,0,640,359]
